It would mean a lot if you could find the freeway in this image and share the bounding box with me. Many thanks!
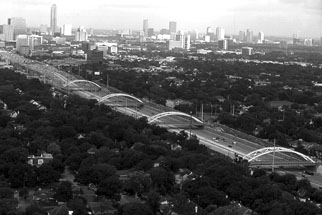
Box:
[2,50,322,187]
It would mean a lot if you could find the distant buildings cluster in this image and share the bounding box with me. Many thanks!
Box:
[0,3,321,60]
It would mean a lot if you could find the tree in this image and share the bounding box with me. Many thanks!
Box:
[25,203,46,215]
[36,164,60,185]
[68,197,88,215]
[54,181,73,202]
[146,191,161,214]
[119,202,153,215]
[149,167,174,194]
[96,175,122,201]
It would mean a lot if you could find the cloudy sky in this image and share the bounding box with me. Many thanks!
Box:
[0,0,321,37]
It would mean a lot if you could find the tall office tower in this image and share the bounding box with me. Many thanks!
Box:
[216,27,225,40]
[147,28,154,37]
[321,37,322,46]
[246,29,253,43]
[2,24,14,41]
[169,21,177,34]
[75,26,88,41]
[139,30,145,43]
[258,31,264,43]
[185,34,191,50]
[50,4,57,35]
[8,17,26,39]
[206,27,213,35]
[143,19,148,36]
[239,31,245,42]
[62,24,72,36]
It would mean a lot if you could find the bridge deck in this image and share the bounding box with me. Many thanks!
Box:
[249,160,319,167]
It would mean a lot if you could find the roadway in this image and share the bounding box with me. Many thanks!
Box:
[1,49,322,187]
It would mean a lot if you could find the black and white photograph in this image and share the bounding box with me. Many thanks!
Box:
[0,0,321,214]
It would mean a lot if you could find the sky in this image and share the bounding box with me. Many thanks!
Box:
[0,0,321,38]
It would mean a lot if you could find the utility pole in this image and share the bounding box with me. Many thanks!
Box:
[201,103,204,121]
[272,139,276,172]
[106,75,109,88]
[189,111,192,139]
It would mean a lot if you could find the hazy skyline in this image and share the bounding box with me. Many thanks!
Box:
[0,0,321,38]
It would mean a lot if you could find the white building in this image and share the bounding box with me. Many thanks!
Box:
[16,34,43,54]
[258,31,264,43]
[216,27,225,40]
[168,33,190,50]
[75,26,88,42]
[62,24,72,36]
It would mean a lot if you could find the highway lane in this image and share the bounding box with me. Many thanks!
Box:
[0,50,312,160]
[3,50,322,187]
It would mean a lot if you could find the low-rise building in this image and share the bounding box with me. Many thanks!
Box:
[28,153,53,167]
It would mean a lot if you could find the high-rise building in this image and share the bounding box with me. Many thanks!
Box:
[218,39,228,50]
[239,31,245,42]
[28,35,43,50]
[206,26,213,35]
[139,31,145,43]
[320,37,322,46]
[169,33,190,50]
[75,26,88,41]
[62,24,72,36]
[185,35,191,50]
[147,28,154,37]
[1,24,14,41]
[246,29,253,43]
[50,4,57,35]
[216,27,225,40]
[8,17,26,39]
[16,34,42,54]
[169,21,177,34]
[143,19,148,36]
[258,31,264,43]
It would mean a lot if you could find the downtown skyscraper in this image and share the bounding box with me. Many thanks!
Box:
[169,21,177,34]
[8,17,26,39]
[50,4,57,35]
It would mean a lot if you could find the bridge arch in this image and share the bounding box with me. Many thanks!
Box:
[65,80,101,89]
[148,111,203,124]
[243,147,315,163]
[99,93,143,104]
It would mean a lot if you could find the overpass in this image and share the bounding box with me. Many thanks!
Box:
[148,111,204,126]
[249,160,319,168]
[64,80,101,91]
[243,147,317,168]
[98,93,143,104]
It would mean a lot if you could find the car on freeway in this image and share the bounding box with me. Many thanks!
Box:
[228,145,232,148]
[232,141,237,145]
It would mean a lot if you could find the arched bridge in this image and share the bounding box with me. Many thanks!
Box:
[243,147,316,167]
[98,93,143,104]
[148,111,203,124]
[64,80,101,90]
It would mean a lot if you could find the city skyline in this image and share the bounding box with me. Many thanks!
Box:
[0,0,321,38]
